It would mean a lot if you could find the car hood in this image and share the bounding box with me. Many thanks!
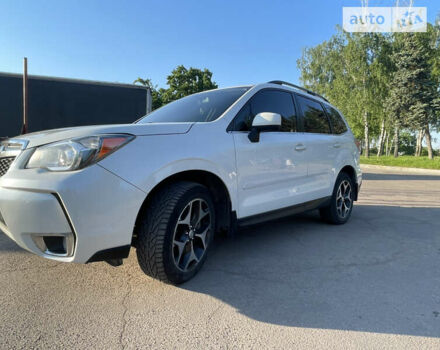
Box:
[10,123,194,149]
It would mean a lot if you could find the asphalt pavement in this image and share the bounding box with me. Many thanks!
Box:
[1,165,440,349]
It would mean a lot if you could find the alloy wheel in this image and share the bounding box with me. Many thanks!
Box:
[172,198,211,272]
[336,180,352,219]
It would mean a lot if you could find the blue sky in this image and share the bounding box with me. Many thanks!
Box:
[0,0,439,144]
[1,0,438,87]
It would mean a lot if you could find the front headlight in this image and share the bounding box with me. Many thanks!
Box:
[26,134,134,172]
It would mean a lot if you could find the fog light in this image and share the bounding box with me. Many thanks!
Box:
[43,236,66,254]
[32,233,75,257]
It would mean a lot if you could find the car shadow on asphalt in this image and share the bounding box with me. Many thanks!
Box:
[181,205,440,338]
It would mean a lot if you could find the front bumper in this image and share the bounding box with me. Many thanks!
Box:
[0,154,146,263]
[0,187,75,259]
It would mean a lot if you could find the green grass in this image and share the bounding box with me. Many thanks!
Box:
[360,155,440,170]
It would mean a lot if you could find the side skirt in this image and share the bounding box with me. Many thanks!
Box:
[236,196,331,227]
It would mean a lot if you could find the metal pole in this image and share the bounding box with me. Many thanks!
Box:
[21,57,28,134]
[146,87,152,114]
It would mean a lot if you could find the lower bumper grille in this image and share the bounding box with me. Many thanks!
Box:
[0,157,15,177]
[31,233,75,257]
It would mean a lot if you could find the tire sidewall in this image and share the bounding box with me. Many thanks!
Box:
[162,185,216,284]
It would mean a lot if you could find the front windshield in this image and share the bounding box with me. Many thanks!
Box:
[136,87,250,123]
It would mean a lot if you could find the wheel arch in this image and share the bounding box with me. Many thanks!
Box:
[132,170,233,246]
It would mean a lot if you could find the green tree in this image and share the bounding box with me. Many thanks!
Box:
[298,30,391,157]
[298,24,440,159]
[161,65,217,105]
[432,16,440,83]
[398,131,417,155]
[386,30,440,159]
[134,65,217,110]
[428,19,440,144]
[133,78,165,110]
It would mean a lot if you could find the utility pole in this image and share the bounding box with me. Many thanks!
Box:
[21,57,28,134]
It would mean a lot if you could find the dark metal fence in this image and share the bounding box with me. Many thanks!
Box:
[0,73,151,138]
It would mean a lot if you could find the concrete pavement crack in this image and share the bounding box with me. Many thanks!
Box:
[207,303,224,323]
[119,270,133,350]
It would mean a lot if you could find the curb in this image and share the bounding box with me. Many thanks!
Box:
[360,163,440,175]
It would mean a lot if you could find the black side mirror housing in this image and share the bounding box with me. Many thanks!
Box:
[248,127,260,143]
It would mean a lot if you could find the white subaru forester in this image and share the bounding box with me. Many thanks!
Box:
[0,81,361,284]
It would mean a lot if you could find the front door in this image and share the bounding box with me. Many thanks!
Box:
[230,89,309,219]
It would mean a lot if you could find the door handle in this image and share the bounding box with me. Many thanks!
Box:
[295,144,306,151]
[333,142,342,148]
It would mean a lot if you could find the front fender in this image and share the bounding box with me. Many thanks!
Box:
[98,130,238,211]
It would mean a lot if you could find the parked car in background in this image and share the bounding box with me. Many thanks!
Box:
[0,81,362,284]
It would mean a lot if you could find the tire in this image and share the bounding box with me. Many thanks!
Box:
[320,172,355,225]
[136,181,215,284]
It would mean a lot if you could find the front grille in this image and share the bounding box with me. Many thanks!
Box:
[0,157,15,177]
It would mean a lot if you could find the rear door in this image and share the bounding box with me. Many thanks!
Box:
[231,89,309,218]
[324,104,352,178]
[295,94,335,199]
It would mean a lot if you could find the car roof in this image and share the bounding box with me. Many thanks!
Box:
[207,83,334,108]
[256,81,329,105]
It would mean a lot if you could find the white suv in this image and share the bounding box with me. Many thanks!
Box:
[0,81,361,284]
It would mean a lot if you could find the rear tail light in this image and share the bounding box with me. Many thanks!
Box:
[355,139,362,153]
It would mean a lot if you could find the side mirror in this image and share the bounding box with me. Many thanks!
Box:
[248,112,282,143]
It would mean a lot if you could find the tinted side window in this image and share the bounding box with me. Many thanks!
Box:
[234,90,296,132]
[325,106,348,134]
[234,103,252,131]
[297,95,331,134]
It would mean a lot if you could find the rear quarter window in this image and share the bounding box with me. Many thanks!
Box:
[296,95,331,134]
[325,105,348,134]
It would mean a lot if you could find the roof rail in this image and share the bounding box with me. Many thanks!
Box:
[267,80,329,102]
